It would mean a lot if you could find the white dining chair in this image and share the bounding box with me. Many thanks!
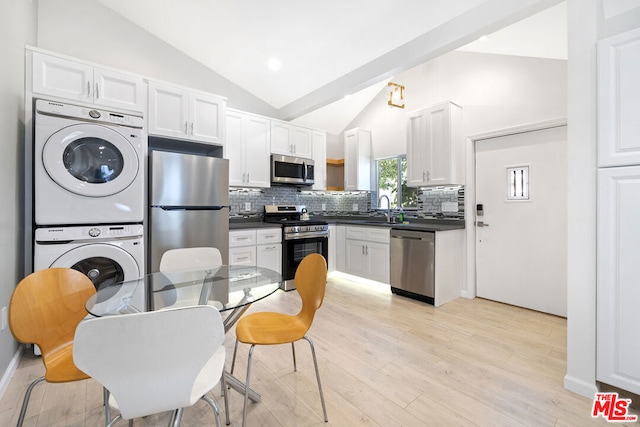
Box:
[159,247,223,272]
[73,305,229,427]
[160,247,225,310]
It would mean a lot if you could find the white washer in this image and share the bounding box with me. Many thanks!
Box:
[34,99,145,225]
[34,224,145,292]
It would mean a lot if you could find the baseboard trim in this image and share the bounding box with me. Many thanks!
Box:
[564,374,598,398]
[0,345,24,402]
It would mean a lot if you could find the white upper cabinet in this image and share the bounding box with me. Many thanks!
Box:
[311,130,327,191]
[32,51,145,112]
[226,109,270,188]
[598,27,640,167]
[271,121,312,158]
[344,128,371,191]
[148,81,225,145]
[406,101,463,187]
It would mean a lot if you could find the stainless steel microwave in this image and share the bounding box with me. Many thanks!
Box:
[271,155,315,186]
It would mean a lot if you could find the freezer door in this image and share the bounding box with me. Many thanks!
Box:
[149,208,229,272]
[150,151,229,206]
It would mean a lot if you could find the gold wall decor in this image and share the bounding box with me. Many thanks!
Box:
[388,82,405,108]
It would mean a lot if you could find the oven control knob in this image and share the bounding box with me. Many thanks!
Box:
[89,110,101,119]
[292,226,300,233]
[88,227,101,237]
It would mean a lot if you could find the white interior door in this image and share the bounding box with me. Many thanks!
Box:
[475,125,567,316]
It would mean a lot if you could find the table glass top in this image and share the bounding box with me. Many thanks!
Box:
[85,265,283,317]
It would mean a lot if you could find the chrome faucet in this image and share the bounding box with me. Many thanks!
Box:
[378,195,391,222]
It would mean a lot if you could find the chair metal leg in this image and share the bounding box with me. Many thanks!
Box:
[230,338,239,375]
[291,342,297,372]
[303,336,328,422]
[106,414,122,427]
[220,370,230,425]
[103,387,111,427]
[16,376,45,427]
[201,395,222,427]
[171,408,184,427]
[241,345,256,427]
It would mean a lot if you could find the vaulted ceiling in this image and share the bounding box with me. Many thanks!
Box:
[96,0,566,134]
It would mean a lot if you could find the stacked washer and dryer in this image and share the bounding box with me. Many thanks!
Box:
[32,99,145,291]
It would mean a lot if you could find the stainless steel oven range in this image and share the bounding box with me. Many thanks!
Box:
[263,205,328,291]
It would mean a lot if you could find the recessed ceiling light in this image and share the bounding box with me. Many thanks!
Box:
[267,57,281,72]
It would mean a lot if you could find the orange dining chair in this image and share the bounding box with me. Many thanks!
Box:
[231,253,329,427]
[8,268,97,427]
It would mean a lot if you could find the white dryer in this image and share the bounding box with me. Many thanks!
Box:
[34,99,145,225]
[34,224,145,292]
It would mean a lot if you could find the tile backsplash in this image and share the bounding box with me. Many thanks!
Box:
[229,186,370,216]
[229,185,464,220]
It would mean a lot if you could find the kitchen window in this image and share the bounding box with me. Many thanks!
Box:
[376,156,417,209]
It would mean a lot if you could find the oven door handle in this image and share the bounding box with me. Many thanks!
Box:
[284,232,329,240]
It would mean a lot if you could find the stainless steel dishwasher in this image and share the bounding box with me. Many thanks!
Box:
[390,228,435,304]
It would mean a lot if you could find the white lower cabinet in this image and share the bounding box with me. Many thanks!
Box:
[229,228,281,273]
[344,226,389,283]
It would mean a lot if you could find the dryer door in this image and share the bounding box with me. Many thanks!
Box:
[42,123,140,197]
[50,243,140,292]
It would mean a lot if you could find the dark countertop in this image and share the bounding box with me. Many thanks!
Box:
[229,215,465,232]
[320,217,465,232]
[229,217,281,230]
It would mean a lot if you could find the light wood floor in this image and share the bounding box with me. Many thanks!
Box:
[0,274,636,426]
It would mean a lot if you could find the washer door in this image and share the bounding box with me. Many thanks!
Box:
[42,123,139,197]
[51,243,140,291]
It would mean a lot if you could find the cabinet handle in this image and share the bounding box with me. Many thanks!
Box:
[265,235,276,238]
[87,81,91,97]
[265,246,277,250]
[190,122,194,136]
[237,236,249,240]
[247,173,250,182]
[238,256,249,261]
[185,121,189,135]
[365,245,369,255]
[95,83,99,99]
[423,171,426,181]
[362,245,365,255]
[427,171,431,181]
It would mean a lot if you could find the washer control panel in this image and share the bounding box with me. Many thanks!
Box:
[35,224,144,242]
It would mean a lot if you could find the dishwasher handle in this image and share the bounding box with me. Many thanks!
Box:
[391,234,422,240]
[390,229,435,241]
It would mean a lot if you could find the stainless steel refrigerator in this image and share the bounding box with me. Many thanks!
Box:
[148,150,229,272]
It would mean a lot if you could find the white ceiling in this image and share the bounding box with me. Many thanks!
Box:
[97,0,567,135]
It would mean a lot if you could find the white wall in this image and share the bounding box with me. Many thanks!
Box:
[0,0,37,396]
[343,50,567,160]
[36,0,278,117]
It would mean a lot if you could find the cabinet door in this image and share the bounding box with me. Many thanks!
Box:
[344,129,359,191]
[257,244,282,274]
[291,126,312,158]
[148,83,190,139]
[367,242,390,284]
[93,67,144,111]
[407,110,427,186]
[345,239,368,277]
[229,246,257,266]
[597,166,640,394]
[271,121,292,155]
[312,131,327,190]
[424,103,451,186]
[32,52,92,103]
[245,115,271,187]
[190,92,225,145]
[598,27,640,167]
[226,111,246,186]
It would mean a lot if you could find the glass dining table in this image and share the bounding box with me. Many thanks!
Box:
[84,265,283,402]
